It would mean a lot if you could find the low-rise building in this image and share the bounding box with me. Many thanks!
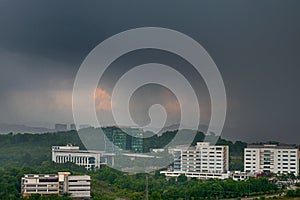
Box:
[52,145,103,170]
[231,171,257,181]
[21,172,90,199]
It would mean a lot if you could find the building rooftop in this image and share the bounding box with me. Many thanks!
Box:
[247,144,297,149]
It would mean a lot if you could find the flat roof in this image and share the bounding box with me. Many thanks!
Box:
[246,144,297,149]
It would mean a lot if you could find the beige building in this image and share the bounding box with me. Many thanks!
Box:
[244,144,299,175]
[21,172,90,199]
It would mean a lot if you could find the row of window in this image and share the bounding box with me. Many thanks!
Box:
[182,158,223,161]
[182,166,223,169]
[182,161,223,165]
[245,154,296,157]
[25,189,58,192]
[245,149,297,154]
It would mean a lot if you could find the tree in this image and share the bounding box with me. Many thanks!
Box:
[177,174,187,183]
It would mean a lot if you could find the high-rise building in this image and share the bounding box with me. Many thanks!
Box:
[244,144,299,175]
[124,127,143,153]
[112,127,127,151]
[160,142,230,179]
[55,124,67,131]
[52,145,102,170]
[21,172,90,199]
[103,126,114,153]
[103,126,143,153]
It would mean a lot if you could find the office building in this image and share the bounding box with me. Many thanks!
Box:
[125,127,143,153]
[160,142,229,179]
[103,126,143,153]
[244,144,299,175]
[21,172,90,199]
[52,145,102,170]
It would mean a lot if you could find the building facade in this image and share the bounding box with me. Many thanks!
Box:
[244,144,299,175]
[52,145,102,170]
[125,127,143,153]
[160,142,229,179]
[21,172,90,199]
[103,126,143,153]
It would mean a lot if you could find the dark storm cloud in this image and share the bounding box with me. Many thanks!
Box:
[0,0,300,142]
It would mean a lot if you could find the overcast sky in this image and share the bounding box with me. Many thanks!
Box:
[0,0,300,143]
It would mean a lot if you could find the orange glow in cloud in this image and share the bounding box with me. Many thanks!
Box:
[95,88,111,111]
[165,99,180,113]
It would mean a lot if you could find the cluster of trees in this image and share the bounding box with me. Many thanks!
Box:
[0,130,283,200]
[0,131,84,168]
[91,167,279,200]
[0,130,246,170]
[286,188,300,197]
[0,163,280,200]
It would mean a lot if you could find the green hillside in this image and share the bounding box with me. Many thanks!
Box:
[0,130,269,200]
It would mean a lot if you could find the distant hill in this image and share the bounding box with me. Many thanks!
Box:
[0,130,85,167]
[158,123,229,135]
[0,123,54,134]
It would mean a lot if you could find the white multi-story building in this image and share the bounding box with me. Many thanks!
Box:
[21,172,90,199]
[244,144,299,175]
[160,142,229,179]
[52,145,103,170]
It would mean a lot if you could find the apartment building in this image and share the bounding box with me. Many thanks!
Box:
[52,145,102,170]
[244,144,299,175]
[160,142,229,179]
[21,172,90,199]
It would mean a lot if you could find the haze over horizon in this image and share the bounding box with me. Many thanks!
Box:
[0,0,300,143]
